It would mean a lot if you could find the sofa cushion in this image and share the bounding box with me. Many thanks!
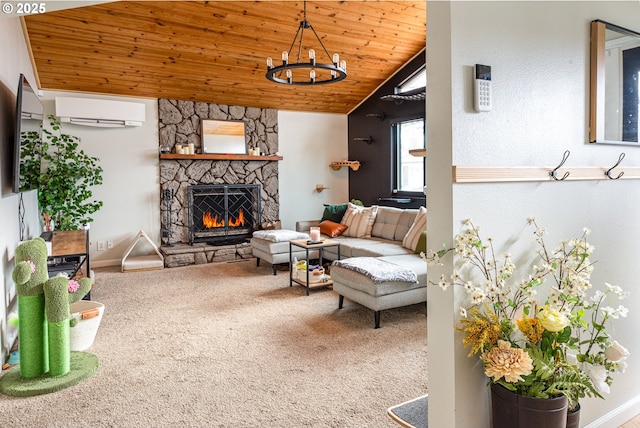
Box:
[379,254,428,284]
[319,220,348,237]
[402,206,427,251]
[321,203,349,223]
[414,230,427,254]
[371,206,404,241]
[351,241,414,258]
[394,209,420,241]
[341,203,378,238]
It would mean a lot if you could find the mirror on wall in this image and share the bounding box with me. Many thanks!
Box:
[590,20,640,145]
[201,119,247,154]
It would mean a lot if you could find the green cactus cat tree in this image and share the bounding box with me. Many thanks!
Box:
[0,237,99,396]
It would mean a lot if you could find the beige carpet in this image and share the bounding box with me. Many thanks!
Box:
[1,260,428,427]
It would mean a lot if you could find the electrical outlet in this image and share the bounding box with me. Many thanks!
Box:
[97,241,106,251]
[107,241,113,249]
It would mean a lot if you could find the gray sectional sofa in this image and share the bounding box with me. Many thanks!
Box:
[296,204,427,328]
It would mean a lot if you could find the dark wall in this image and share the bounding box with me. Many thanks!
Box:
[348,52,425,209]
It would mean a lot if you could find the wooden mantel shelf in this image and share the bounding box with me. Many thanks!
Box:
[160,153,283,161]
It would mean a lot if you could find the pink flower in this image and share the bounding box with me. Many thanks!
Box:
[27,260,36,273]
[68,279,80,293]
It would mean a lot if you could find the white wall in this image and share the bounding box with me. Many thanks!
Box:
[40,92,160,267]
[0,16,42,363]
[278,111,349,230]
[427,1,640,427]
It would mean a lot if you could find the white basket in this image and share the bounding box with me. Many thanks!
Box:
[296,267,325,284]
[70,301,105,351]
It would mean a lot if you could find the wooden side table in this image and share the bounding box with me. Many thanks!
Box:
[44,229,91,300]
[289,238,341,296]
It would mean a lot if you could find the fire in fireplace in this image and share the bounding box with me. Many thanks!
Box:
[202,208,246,229]
[187,184,261,245]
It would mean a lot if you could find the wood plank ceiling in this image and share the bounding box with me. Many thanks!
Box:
[22,1,426,114]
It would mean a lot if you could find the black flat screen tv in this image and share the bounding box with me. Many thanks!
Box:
[12,74,43,193]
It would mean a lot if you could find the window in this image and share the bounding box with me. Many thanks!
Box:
[397,67,426,94]
[393,118,425,194]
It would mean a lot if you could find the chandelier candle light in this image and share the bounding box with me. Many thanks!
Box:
[266,1,347,85]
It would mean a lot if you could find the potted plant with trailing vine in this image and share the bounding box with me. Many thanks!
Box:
[20,115,103,230]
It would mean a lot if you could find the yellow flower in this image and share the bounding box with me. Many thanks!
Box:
[456,305,502,356]
[536,307,569,332]
[483,340,533,383]
[516,316,544,345]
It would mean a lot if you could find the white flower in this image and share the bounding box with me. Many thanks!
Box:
[471,288,486,305]
[590,290,605,305]
[601,306,616,318]
[510,327,528,349]
[582,362,610,395]
[614,305,629,318]
[617,359,628,374]
[459,307,467,318]
[583,227,591,236]
[438,275,450,291]
[605,341,630,362]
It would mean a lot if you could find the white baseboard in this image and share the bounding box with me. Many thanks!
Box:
[91,259,122,268]
[584,395,640,428]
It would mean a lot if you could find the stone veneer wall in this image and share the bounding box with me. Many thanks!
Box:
[158,99,279,251]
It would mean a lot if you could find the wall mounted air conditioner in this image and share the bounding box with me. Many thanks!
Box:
[55,97,146,128]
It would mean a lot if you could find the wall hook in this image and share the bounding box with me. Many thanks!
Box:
[365,113,385,121]
[315,184,330,193]
[353,136,373,144]
[605,152,625,180]
[549,150,571,181]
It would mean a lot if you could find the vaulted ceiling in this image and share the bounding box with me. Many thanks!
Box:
[22,1,426,114]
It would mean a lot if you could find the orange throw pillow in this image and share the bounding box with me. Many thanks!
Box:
[319,220,348,238]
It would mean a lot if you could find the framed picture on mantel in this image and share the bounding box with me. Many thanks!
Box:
[201,119,247,154]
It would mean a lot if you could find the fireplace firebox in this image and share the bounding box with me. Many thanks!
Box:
[187,184,261,245]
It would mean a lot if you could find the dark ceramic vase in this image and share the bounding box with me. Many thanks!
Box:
[566,405,580,428]
[491,383,569,428]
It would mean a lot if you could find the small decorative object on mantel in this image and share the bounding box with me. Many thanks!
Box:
[424,218,630,428]
[329,161,360,171]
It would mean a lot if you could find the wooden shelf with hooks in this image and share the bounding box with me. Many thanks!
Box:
[452,166,640,183]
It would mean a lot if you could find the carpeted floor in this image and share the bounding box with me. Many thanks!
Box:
[0,260,428,427]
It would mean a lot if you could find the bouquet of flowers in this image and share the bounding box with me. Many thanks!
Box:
[424,218,629,410]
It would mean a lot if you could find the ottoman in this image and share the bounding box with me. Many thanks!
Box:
[330,255,427,328]
[250,229,319,275]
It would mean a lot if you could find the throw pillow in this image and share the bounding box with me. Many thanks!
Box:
[403,206,427,251]
[414,230,427,254]
[319,220,348,238]
[321,203,349,223]
[340,203,378,238]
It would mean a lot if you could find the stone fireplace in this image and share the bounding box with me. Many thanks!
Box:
[157,99,279,267]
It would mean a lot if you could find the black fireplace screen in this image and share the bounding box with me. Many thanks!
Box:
[187,184,261,245]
